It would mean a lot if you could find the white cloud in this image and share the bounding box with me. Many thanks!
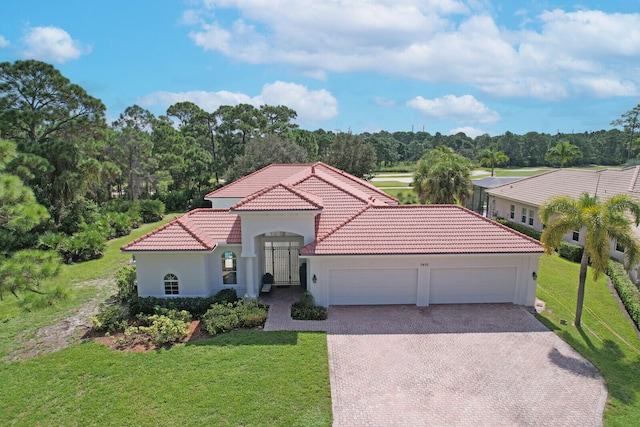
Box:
[0,35,9,48]
[407,94,500,123]
[20,26,90,63]
[137,81,338,125]
[449,126,486,138]
[374,97,396,107]
[185,2,640,100]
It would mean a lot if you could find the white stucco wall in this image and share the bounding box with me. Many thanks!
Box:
[206,197,243,209]
[303,253,542,307]
[236,212,317,253]
[133,245,246,298]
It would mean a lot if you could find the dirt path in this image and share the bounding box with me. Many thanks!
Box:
[7,278,115,362]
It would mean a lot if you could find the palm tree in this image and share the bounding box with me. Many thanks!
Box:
[539,192,640,327]
[413,146,472,204]
[545,141,582,167]
[480,148,509,177]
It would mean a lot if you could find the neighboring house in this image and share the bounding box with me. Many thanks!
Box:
[122,162,543,307]
[485,166,640,279]
[466,176,527,216]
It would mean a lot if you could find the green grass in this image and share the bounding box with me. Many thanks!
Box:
[0,331,332,426]
[370,180,411,188]
[0,214,180,359]
[536,255,640,427]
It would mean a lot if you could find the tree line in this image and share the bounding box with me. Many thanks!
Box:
[0,59,638,300]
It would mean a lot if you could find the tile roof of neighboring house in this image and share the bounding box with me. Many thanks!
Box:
[121,209,241,252]
[485,166,640,206]
[230,183,323,211]
[300,205,544,255]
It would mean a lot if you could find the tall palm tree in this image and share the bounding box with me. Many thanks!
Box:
[413,146,472,204]
[539,192,640,327]
[480,148,509,177]
[545,141,582,167]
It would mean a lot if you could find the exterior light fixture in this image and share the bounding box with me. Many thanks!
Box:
[312,274,317,284]
[532,272,537,280]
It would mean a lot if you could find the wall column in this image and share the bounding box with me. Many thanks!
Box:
[245,255,257,298]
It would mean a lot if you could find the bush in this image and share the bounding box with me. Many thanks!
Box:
[57,227,107,263]
[37,231,66,251]
[92,304,128,334]
[129,308,192,346]
[58,197,100,235]
[128,296,219,319]
[213,288,239,304]
[495,219,542,240]
[558,242,584,263]
[202,299,268,335]
[115,265,137,303]
[138,199,165,223]
[607,261,640,330]
[291,292,328,320]
[104,212,134,238]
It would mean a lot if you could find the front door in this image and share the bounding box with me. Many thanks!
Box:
[264,241,300,285]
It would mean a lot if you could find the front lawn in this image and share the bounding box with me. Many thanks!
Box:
[536,255,640,427]
[0,331,332,426]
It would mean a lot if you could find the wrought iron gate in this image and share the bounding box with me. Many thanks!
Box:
[264,241,300,285]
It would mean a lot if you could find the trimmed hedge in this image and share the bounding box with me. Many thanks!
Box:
[607,261,640,330]
[129,296,218,319]
[291,292,328,321]
[495,219,542,240]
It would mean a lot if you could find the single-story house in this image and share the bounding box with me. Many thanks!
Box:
[466,176,526,216]
[485,166,640,279]
[122,162,543,307]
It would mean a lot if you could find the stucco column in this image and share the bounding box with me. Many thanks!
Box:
[245,256,256,298]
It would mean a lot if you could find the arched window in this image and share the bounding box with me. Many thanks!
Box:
[222,251,237,285]
[164,273,179,295]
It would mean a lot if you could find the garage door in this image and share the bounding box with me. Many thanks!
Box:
[429,267,516,304]
[328,268,418,305]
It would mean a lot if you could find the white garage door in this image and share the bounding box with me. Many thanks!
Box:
[429,267,517,304]
[328,268,418,305]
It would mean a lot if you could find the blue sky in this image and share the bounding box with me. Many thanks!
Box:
[1,1,639,137]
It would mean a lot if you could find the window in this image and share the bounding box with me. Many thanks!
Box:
[222,251,237,285]
[528,209,535,226]
[521,208,527,223]
[572,231,580,242]
[509,205,515,220]
[164,273,179,295]
[616,242,625,253]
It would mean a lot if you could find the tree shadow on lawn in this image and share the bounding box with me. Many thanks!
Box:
[537,314,640,408]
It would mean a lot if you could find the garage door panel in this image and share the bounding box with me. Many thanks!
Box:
[329,268,418,305]
[430,267,516,304]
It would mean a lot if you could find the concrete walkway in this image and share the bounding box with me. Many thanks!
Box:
[260,288,607,426]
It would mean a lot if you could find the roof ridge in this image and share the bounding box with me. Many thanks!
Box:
[230,182,323,210]
[307,204,372,248]
[628,165,640,193]
[314,161,398,204]
[176,214,214,250]
[282,184,324,208]
[299,170,378,205]
[205,163,308,198]
[120,214,184,251]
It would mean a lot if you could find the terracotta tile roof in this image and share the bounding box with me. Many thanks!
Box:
[205,162,398,205]
[294,175,369,238]
[121,209,241,252]
[231,183,323,211]
[486,166,640,206]
[300,205,543,255]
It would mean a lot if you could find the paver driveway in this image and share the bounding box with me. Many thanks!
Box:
[326,304,607,427]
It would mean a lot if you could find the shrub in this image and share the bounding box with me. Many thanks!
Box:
[92,304,128,334]
[138,199,165,223]
[128,296,218,318]
[104,212,134,238]
[495,219,542,240]
[213,288,239,304]
[202,299,268,334]
[607,261,640,330]
[115,265,137,303]
[291,292,328,320]
[58,197,100,235]
[558,242,584,263]
[37,231,66,251]
[57,227,107,263]
[130,308,192,346]
[202,303,240,335]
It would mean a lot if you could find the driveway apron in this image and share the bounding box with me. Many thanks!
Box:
[326,304,607,427]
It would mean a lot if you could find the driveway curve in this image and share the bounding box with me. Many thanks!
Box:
[326,304,607,427]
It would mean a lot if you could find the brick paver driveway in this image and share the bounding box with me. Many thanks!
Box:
[326,304,607,427]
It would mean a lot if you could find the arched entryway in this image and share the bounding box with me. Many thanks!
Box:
[260,232,304,287]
